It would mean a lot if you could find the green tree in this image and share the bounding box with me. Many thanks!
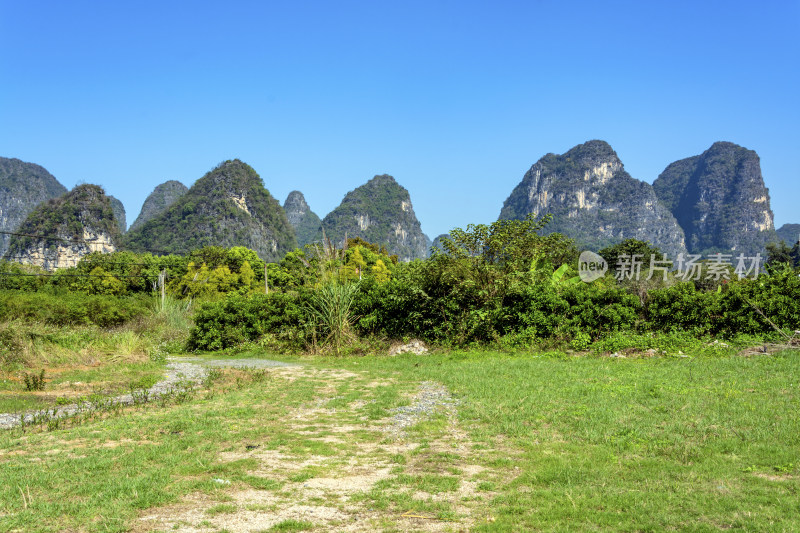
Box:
[371,258,391,283]
[766,240,800,268]
[239,260,255,288]
[599,238,664,271]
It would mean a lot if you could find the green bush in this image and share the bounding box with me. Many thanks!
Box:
[646,268,800,338]
[716,267,800,337]
[570,331,592,351]
[188,292,307,351]
[646,282,718,335]
[558,281,641,338]
[0,290,151,327]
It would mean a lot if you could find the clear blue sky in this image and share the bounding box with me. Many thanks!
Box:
[1,1,798,239]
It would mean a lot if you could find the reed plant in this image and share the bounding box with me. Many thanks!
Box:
[305,282,359,355]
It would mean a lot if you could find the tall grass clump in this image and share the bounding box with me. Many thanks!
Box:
[155,294,193,331]
[305,282,359,355]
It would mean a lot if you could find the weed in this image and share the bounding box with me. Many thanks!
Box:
[245,367,269,383]
[267,519,315,531]
[130,386,151,406]
[206,503,237,516]
[203,368,223,387]
[22,369,46,391]
[569,331,592,351]
[0,325,26,367]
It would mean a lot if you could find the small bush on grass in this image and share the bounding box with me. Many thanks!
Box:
[23,369,46,391]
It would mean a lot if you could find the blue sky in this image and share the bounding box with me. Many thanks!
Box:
[1,1,798,239]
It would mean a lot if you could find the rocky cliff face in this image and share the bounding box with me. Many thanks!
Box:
[129,180,188,232]
[283,191,322,248]
[430,234,449,253]
[0,157,68,257]
[653,142,776,255]
[499,141,687,257]
[321,175,429,261]
[123,160,297,261]
[776,223,800,245]
[4,184,120,270]
[108,195,127,233]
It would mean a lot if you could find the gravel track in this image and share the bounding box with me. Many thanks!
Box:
[0,357,296,430]
[385,380,459,438]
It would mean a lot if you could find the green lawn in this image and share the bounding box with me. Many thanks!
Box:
[0,349,797,532]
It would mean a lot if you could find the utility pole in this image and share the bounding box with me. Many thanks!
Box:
[159,269,166,311]
[265,264,269,294]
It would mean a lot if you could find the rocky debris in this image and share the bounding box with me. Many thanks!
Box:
[0,360,207,429]
[176,357,297,369]
[388,339,429,356]
[385,381,458,438]
[0,357,298,430]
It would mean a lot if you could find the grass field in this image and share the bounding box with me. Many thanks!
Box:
[0,348,798,532]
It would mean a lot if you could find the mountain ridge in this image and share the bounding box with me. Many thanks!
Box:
[653,141,776,255]
[0,157,69,257]
[283,190,322,248]
[321,174,429,261]
[4,184,121,270]
[123,160,297,261]
[130,180,189,232]
[499,140,687,257]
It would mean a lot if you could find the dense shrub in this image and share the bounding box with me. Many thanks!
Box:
[4,238,798,353]
[646,268,800,338]
[716,267,800,336]
[496,283,569,339]
[559,281,641,339]
[188,292,307,351]
[0,290,151,327]
[646,282,719,335]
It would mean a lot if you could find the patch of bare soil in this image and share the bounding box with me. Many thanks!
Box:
[751,472,797,482]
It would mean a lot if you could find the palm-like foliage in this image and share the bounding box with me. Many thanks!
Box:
[305,282,359,355]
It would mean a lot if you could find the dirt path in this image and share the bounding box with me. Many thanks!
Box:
[135,365,495,532]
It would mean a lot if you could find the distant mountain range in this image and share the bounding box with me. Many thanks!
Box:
[283,191,322,248]
[0,141,790,268]
[652,142,776,255]
[0,157,67,257]
[500,140,778,257]
[129,180,188,232]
